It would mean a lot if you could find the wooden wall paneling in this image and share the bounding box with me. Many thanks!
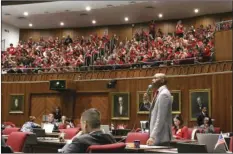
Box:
[74,93,110,124]
[215,30,232,61]
[2,71,233,131]
[30,94,46,124]
[19,12,231,42]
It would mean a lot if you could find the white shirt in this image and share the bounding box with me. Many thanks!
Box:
[119,105,123,115]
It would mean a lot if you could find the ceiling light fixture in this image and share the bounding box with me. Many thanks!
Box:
[158,13,163,18]
[60,22,64,26]
[24,12,29,16]
[29,23,33,27]
[92,20,96,24]
[86,6,91,11]
[194,9,199,13]
[124,17,129,21]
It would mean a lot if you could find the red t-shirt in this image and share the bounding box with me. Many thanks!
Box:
[172,126,189,139]
[7,47,16,55]
[176,24,184,34]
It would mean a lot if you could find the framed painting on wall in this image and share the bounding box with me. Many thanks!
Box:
[137,91,152,114]
[171,90,181,114]
[189,89,211,121]
[9,94,24,114]
[111,92,130,120]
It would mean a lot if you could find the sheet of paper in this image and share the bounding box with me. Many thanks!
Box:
[140,145,170,149]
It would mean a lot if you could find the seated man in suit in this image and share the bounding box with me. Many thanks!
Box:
[61,108,116,153]
[47,113,58,131]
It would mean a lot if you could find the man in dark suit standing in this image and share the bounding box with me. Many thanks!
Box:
[114,97,128,117]
[61,108,116,153]
[197,106,209,126]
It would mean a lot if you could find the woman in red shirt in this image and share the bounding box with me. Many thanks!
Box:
[176,20,184,38]
[172,114,189,139]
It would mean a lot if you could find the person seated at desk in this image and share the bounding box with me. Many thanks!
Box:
[172,114,189,139]
[58,116,74,129]
[60,108,116,153]
[20,116,40,132]
[199,117,214,133]
[47,113,58,131]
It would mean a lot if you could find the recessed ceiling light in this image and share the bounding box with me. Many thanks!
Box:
[29,23,33,27]
[60,22,64,26]
[92,20,96,24]
[158,13,163,18]
[194,9,199,13]
[86,6,91,11]
[24,12,28,16]
[124,17,129,21]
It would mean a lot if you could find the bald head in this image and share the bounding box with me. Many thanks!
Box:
[152,73,167,88]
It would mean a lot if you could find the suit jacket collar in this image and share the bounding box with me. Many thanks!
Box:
[157,85,167,94]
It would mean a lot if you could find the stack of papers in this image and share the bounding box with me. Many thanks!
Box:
[139,145,170,149]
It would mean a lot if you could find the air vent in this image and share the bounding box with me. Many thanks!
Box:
[17,16,26,20]
[145,6,154,9]
[4,13,11,16]
[107,4,113,7]
[80,13,88,16]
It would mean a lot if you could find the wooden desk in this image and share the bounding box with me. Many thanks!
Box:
[113,135,127,142]
[29,139,67,153]
[125,145,176,153]
[45,132,60,137]
[145,148,178,153]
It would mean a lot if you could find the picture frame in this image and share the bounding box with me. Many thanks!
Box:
[9,94,24,114]
[111,92,130,120]
[171,90,181,114]
[189,89,211,121]
[137,91,153,114]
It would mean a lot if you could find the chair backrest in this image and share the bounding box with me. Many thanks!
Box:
[86,142,126,153]
[134,128,141,132]
[59,128,80,139]
[214,127,221,134]
[3,122,16,128]
[125,132,149,144]
[230,136,233,152]
[6,132,28,152]
[1,145,14,153]
[2,127,20,135]
[187,128,193,139]
[187,128,201,140]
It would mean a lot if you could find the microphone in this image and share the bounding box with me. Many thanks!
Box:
[146,84,152,94]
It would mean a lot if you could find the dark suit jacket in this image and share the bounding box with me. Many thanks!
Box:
[197,112,209,126]
[139,102,151,111]
[62,130,116,153]
[11,105,21,111]
[114,105,128,117]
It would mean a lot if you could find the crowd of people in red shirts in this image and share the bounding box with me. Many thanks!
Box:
[1,20,221,74]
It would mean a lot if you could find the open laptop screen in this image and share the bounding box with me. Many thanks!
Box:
[197,133,226,153]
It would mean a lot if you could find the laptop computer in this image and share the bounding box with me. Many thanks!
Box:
[197,133,227,153]
[101,125,110,134]
[42,123,54,133]
[177,142,208,153]
[32,128,46,137]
